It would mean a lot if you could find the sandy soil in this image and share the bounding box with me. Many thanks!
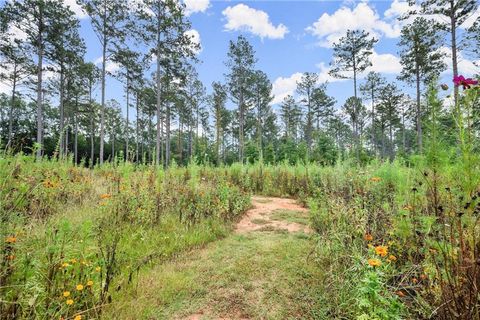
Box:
[235,196,311,234]
[183,196,311,320]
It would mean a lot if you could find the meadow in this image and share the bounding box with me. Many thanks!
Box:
[2,146,479,319]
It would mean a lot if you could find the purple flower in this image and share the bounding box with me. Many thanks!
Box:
[453,75,478,90]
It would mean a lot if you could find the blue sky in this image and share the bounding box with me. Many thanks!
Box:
[4,0,480,115]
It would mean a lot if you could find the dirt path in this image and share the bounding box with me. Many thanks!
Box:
[106,196,322,320]
[236,196,312,234]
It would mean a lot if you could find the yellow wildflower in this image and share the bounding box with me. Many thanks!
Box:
[66,299,74,305]
[87,280,93,287]
[100,193,111,199]
[368,258,382,267]
[5,236,16,244]
[375,245,388,257]
[63,291,70,298]
[370,177,381,182]
[387,255,397,262]
[74,315,82,320]
[95,266,101,272]
[76,284,84,291]
[364,233,373,241]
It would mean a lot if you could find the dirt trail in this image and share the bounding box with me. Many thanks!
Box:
[107,196,318,320]
[184,196,312,320]
[235,196,312,234]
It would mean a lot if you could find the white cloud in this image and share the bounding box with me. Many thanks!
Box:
[63,0,87,19]
[314,50,401,83]
[0,82,10,95]
[463,8,480,29]
[222,4,288,40]
[383,0,414,20]
[439,47,480,76]
[369,50,402,74]
[306,2,400,47]
[272,72,303,104]
[271,65,347,104]
[185,29,202,54]
[315,62,349,83]
[94,57,120,73]
[184,0,210,16]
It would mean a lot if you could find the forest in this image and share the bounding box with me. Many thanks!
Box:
[1,0,480,319]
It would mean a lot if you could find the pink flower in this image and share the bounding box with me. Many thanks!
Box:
[453,75,478,90]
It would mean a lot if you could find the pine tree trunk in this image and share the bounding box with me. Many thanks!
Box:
[353,68,360,161]
[89,83,95,168]
[136,91,140,163]
[389,124,393,161]
[155,3,162,167]
[36,7,44,160]
[178,119,182,164]
[188,124,193,159]
[100,38,107,164]
[415,61,423,153]
[112,133,115,162]
[125,76,129,161]
[450,2,458,106]
[381,125,386,160]
[90,117,95,168]
[59,64,65,159]
[65,118,69,156]
[195,103,199,157]
[74,111,78,165]
[239,90,244,164]
[7,64,17,148]
[149,111,153,163]
[166,102,171,166]
[371,88,376,154]
[257,97,262,160]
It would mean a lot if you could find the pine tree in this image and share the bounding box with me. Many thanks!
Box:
[47,8,85,158]
[251,70,273,160]
[280,95,302,141]
[0,32,31,148]
[225,35,257,163]
[79,62,101,167]
[466,17,480,66]
[342,96,364,157]
[398,17,445,153]
[112,48,144,161]
[377,83,402,160]
[311,84,336,131]
[329,30,377,98]
[360,71,386,154]
[405,0,478,104]
[296,72,319,151]
[136,0,198,166]
[78,0,130,164]
[182,66,206,159]
[210,82,227,165]
[4,0,79,159]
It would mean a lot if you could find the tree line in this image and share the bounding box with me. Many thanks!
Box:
[0,0,479,166]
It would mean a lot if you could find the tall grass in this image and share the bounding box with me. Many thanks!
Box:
[2,142,479,319]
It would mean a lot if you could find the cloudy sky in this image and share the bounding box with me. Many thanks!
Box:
[4,0,480,113]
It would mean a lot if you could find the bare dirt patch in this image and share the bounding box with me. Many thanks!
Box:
[235,196,311,234]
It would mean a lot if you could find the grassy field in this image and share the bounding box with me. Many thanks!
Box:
[2,154,480,319]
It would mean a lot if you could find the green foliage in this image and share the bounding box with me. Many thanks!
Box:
[0,155,250,319]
